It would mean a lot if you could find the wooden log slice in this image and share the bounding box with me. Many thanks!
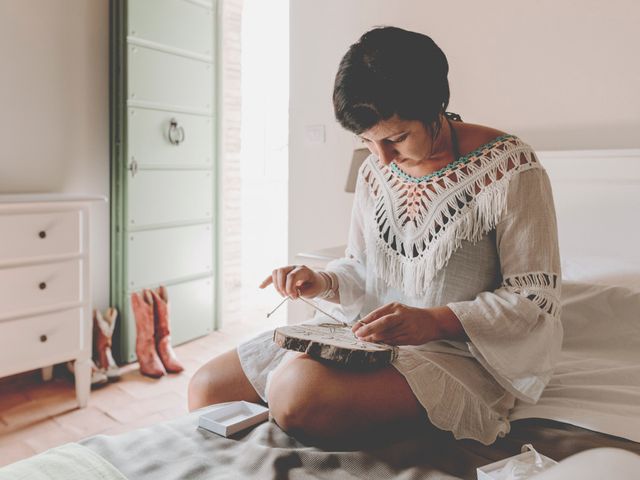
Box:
[273,324,398,370]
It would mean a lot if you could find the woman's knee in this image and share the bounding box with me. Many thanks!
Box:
[267,356,336,438]
[188,362,219,411]
[266,356,426,444]
[188,348,258,411]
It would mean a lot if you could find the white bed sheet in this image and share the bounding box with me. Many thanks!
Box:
[511,263,640,442]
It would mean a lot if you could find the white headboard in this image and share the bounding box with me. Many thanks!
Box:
[538,149,640,264]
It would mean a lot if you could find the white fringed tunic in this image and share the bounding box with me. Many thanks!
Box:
[238,135,562,445]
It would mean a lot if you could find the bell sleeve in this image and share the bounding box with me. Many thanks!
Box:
[447,167,563,403]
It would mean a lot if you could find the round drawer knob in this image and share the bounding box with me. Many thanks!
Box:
[39,282,47,290]
[40,334,48,343]
[38,230,47,239]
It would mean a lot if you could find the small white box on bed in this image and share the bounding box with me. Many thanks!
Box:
[477,449,557,479]
[198,401,269,437]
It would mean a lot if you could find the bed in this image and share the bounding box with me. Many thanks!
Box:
[2,148,640,479]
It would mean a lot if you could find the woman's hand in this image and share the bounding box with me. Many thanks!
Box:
[351,302,440,346]
[259,265,326,299]
[352,304,467,345]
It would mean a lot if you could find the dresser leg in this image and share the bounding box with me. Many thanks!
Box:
[74,358,91,408]
[41,365,54,381]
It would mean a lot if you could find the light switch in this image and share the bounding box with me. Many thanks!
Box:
[353,134,367,149]
[304,125,326,145]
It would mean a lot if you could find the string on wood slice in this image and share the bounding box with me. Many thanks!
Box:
[273,324,398,370]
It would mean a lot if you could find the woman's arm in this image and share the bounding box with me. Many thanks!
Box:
[446,167,562,403]
[260,160,369,320]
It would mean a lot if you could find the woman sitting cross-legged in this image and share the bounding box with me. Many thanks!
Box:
[188,26,562,447]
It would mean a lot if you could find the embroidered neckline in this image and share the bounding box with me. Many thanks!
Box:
[389,134,515,183]
[360,135,542,296]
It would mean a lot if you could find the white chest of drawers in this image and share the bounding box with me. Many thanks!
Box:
[0,194,104,408]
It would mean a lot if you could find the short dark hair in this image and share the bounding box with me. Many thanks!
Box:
[333,26,450,135]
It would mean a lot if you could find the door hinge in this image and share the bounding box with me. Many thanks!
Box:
[128,158,138,178]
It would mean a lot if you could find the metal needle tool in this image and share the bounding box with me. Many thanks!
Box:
[266,296,289,318]
[296,296,347,327]
[265,290,347,327]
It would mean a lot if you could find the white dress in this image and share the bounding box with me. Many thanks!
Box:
[238,134,562,445]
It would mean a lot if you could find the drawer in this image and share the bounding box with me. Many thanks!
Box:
[0,210,81,264]
[0,308,83,377]
[0,259,82,319]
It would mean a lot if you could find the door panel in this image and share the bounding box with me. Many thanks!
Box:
[129,108,213,167]
[166,277,214,345]
[127,224,212,288]
[128,45,213,110]
[129,0,213,57]
[128,170,213,227]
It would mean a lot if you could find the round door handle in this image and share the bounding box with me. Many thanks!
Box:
[40,334,48,343]
[168,118,185,145]
[39,282,47,290]
[39,230,47,239]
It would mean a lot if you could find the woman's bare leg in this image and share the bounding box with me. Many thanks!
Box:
[188,348,262,411]
[267,353,427,447]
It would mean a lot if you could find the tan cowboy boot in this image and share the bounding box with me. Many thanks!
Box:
[94,308,121,381]
[131,290,166,378]
[66,359,108,388]
[150,286,184,373]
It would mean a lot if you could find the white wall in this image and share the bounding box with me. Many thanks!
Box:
[0,0,110,309]
[240,0,289,317]
[289,0,640,261]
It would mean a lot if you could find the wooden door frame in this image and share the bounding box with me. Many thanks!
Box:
[109,0,222,362]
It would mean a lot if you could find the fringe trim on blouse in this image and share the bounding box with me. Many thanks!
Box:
[502,272,561,317]
[360,137,541,297]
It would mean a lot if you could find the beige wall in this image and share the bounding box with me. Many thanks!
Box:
[0,0,110,308]
[289,0,640,261]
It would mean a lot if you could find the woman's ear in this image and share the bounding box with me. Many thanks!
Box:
[426,118,441,145]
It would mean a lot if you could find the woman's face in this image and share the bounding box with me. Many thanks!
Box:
[359,115,432,167]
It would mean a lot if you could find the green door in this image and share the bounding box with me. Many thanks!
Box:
[110,0,218,362]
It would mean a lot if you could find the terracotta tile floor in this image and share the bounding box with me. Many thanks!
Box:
[0,315,282,467]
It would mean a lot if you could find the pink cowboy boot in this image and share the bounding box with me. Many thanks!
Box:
[131,290,166,378]
[150,286,184,373]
